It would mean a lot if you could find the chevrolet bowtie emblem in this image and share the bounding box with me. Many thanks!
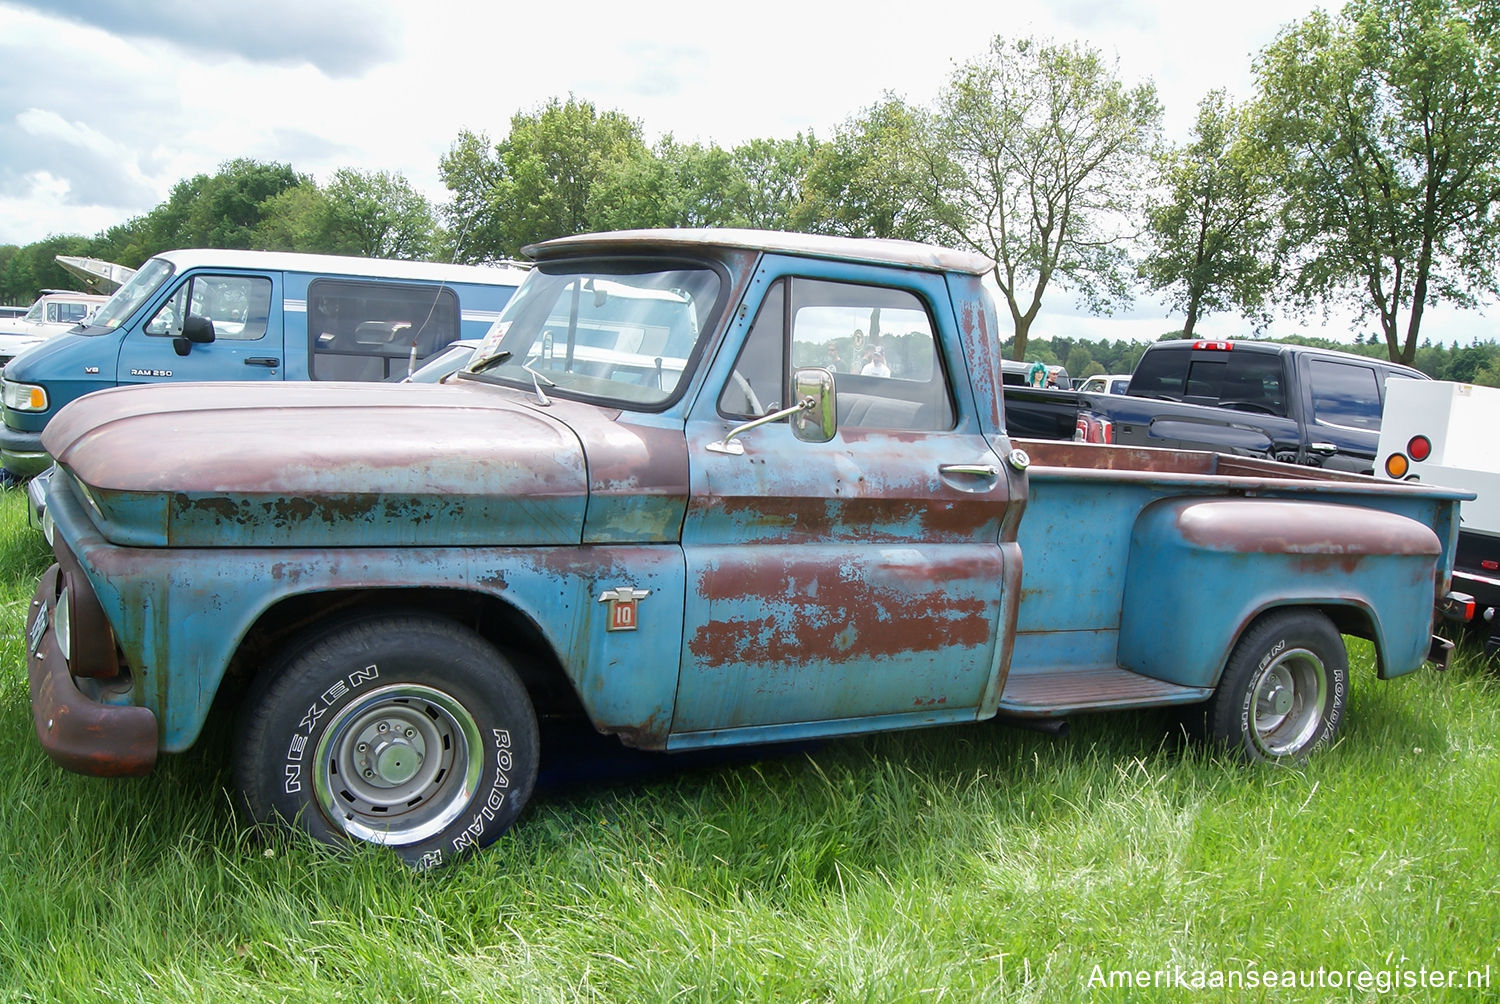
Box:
[598,586,651,631]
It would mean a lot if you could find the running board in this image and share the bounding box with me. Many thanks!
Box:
[997,665,1211,717]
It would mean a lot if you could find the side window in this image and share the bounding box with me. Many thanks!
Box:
[1309,359,1383,429]
[719,280,786,418]
[1219,352,1287,416]
[144,275,272,341]
[309,280,460,381]
[719,276,955,431]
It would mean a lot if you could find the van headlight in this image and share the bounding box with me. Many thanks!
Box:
[2,379,48,411]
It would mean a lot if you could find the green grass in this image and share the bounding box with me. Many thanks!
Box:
[1,485,1497,1002]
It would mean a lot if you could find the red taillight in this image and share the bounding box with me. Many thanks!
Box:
[1073,415,1114,444]
[1191,340,1233,351]
[1407,435,1432,462]
[1483,560,1499,572]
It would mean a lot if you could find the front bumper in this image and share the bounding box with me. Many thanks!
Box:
[26,565,158,777]
[0,422,49,479]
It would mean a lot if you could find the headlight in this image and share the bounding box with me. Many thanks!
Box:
[41,505,54,546]
[54,583,72,662]
[2,379,48,411]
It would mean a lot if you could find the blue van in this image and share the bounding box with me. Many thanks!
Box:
[0,249,527,479]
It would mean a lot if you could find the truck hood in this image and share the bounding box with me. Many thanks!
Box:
[44,381,590,548]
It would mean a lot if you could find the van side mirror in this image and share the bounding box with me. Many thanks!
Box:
[790,367,836,444]
[173,315,216,356]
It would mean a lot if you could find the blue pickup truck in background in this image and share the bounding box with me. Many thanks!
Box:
[25,229,1469,868]
[1,249,528,480]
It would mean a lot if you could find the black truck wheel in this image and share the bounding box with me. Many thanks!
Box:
[234,612,539,868]
[1206,609,1348,762]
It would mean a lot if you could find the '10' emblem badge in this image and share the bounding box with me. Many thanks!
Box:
[598,586,651,631]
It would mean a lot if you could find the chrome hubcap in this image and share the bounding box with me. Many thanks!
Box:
[1250,648,1327,756]
[313,683,482,845]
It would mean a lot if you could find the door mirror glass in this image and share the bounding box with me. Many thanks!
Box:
[791,367,836,443]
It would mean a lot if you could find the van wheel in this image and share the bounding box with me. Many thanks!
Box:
[234,613,538,868]
[1206,609,1348,762]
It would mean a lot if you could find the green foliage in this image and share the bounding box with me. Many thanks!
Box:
[1141,91,1277,337]
[936,36,1163,360]
[791,96,949,242]
[0,234,94,305]
[1250,0,1500,364]
[438,96,649,262]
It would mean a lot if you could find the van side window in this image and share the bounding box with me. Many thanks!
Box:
[144,275,272,341]
[310,280,461,381]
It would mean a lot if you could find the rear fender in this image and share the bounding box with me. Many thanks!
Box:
[1118,498,1441,687]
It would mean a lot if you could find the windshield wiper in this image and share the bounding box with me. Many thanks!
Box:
[467,348,512,374]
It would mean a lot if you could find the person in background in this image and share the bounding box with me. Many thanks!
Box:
[861,345,891,378]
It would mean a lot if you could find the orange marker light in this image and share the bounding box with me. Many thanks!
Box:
[1384,453,1409,479]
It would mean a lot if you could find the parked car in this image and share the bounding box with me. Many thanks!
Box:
[1076,373,1131,395]
[0,290,110,367]
[1077,340,1426,473]
[25,229,1467,868]
[0,249,528,480]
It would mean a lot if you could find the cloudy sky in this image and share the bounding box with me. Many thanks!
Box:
[0,0,1490,347]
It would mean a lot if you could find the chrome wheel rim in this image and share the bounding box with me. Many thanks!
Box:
[312,683,483,845]
[1249,647,1327,756]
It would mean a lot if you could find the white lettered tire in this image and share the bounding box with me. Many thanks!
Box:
[234,612,539,868]
[1206,609,1348,762]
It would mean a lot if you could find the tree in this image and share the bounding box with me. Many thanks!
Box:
[439,97,648,261]
[935,36,1161,359]
[1140,91,1276,337]
[320,169,437,259]
[792,97,949,241]
[1251,0,1500,364]
[731,134,821,230]
[591,137,745,231]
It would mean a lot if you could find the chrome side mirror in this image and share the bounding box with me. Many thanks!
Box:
[790,367,835,444]
[706,367,838,456]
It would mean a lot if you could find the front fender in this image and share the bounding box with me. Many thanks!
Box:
[1117,498,1441,688]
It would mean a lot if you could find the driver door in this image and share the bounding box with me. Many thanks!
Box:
[674,259,1019,742]
[117,271,285,385]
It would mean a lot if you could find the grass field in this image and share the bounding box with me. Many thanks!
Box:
[0,486,1496,1002]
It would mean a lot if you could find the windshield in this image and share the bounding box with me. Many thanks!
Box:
[462,262,722,408]
[86,257,175,330]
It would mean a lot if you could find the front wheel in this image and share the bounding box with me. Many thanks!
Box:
[234,612,539,868]
[1206,609,1348,762]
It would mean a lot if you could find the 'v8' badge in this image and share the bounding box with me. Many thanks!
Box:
[598,586,650,632]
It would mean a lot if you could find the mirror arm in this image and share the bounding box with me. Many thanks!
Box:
[706,398,814,456]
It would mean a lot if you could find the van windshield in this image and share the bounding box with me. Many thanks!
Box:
[83,258,175,331]
[460,262,722,409]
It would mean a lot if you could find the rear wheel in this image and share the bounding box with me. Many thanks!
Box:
[1206,609,1348,762]
[234,612,539,868]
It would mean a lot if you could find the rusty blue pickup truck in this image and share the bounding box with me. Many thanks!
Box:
[25,229,1470,868]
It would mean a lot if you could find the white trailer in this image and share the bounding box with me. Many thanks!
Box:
[1378,379,1500,649]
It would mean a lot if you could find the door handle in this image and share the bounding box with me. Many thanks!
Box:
[245,357,280,368]
[938,463,1000,478]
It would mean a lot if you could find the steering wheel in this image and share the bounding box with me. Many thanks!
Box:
[730,371,765,416]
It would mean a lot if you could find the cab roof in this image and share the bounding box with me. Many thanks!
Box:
[525,228,994,277]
